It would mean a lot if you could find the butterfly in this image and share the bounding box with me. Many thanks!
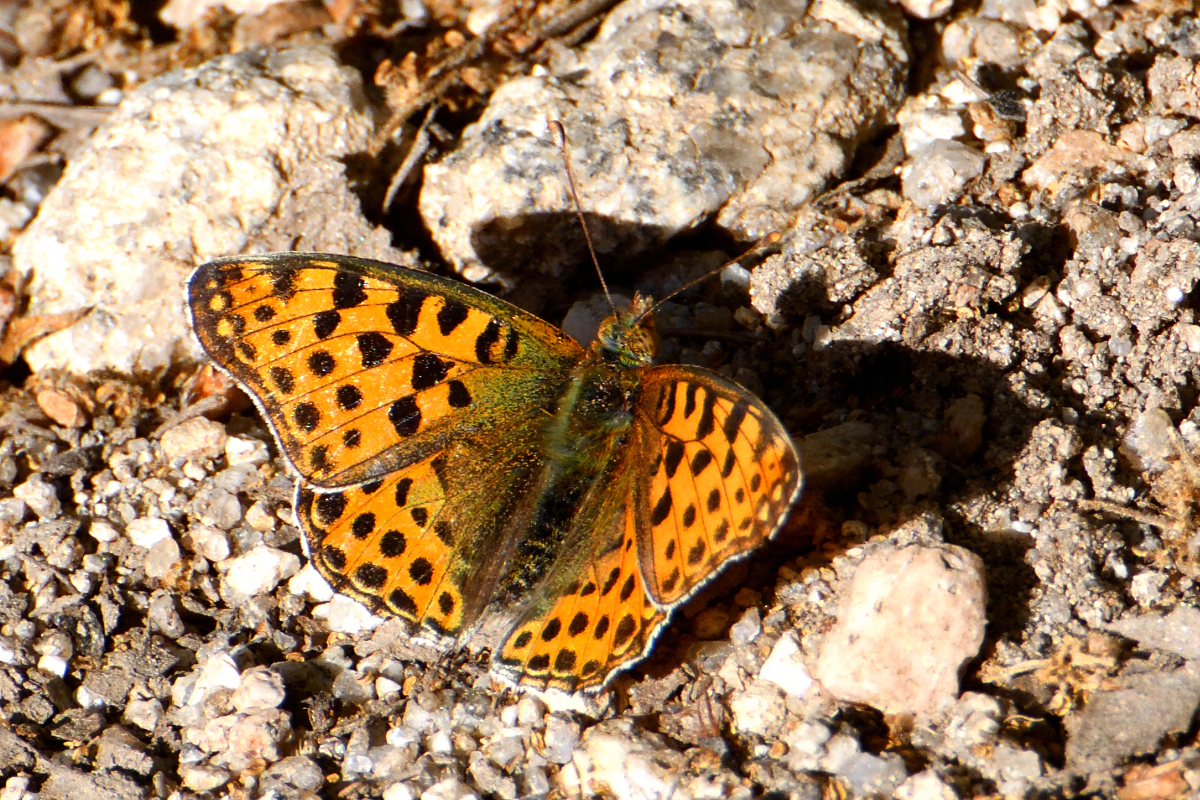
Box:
[187,251,802,692]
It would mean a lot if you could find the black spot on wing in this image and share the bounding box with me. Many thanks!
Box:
[663,440,685,478]
[333,272,368,309]
[357,332,393,368]
[387,287,427,337]
[270,366,295,394]
[475,319,502,364]
[313,310,340,340]
[411,353,451,390]
[436,297,469,335]
[389,395,421,436]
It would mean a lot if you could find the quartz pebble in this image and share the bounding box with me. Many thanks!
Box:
[219,545,300,604]
[126,517,171,548]
[231,666,286,712]
[225,435,271,466]
[144,537,182,579]
[12,475,60,519]
[566,720,685,800]
[288,562,335,602]
[312,593,383,634]
[160,417,228,461]
[758,632,813,697]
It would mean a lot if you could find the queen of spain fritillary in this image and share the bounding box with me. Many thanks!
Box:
[188,247,801,693]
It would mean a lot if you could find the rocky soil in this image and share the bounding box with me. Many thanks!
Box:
[1,0,1200,798]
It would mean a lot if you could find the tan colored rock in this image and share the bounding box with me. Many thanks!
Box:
[814,542,987,719]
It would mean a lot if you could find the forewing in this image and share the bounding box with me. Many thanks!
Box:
[635,366,802,607]
[188,253,581,487]
[494,479,668,693]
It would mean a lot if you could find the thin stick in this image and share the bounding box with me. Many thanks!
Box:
[383,103,437,212]
[550,120,615,314]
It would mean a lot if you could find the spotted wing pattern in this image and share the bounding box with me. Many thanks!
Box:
[635,367,802,607]
[494,481,668,692]
[189,253,582,643]
[296,457,468,639]
[188,255,579,487]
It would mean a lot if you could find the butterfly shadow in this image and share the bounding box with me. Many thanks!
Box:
[621,271,1055,697]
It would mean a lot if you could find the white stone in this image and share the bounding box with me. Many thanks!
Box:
[382,783,417,800]
[181,765,231,792]
[160,417,227,461]
[420,778,479,800]
[312,594,383,634]
[570,721,684,800]
[896,771,959,800]
[225,435,270,466]
[160,0,288,29]
[126,517,172,548]
[219,545,300,603]
[729,681,787,738]
[288,563,335,602]
[245,501,276,532]
[191,652,243,705]
[89,520,120,544]
[37,654,68,678]
[813,542,987,718]
[231,667,286,712]
[190,525,231,562]
[758,632,813,697]
[13,475,60,519]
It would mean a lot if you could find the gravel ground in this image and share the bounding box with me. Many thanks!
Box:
[1,0,1200,798]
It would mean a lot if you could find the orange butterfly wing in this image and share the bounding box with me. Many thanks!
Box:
[188,254,581,488]
[189,254,584,641]
[634,367,802,607]
[494,459,668,693]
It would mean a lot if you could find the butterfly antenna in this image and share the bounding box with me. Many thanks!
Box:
[551,120,617,314]
[633,231,784,326]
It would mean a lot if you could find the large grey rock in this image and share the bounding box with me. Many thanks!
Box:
[420,0,907,282]
[14,45,412,376]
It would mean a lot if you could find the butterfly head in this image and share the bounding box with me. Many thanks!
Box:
[594,293,658,368]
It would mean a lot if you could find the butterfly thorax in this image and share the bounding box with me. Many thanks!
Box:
[498,308,655,599]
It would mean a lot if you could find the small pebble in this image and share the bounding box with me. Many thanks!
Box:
[516,696,545,728]
[37,653,68,678]
[730,607,763,645]
[312,593,382,634]
[122,696,163,732]
[758,632,813,697]
[219,545,300,603]
[89,519,120,542]
[160,416,228,461]
[189,652,243,706]
[896,771,959,800]
[143,537,182,579]
[729,682,787,738]
[13,474,60,519]
[231,667,286,712]
[542,715,581,764]
[382,782,417,800]
[190,525,230,562]
[126,517,172,548]
[149,591,186,638]
[289,563,335,602]
[181,765,231,792]
[36,389,86,427]
[225,435,270,466]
